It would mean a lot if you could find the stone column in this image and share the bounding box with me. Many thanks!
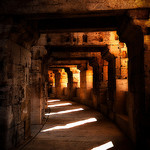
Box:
[77,63,93,105]
[144,33,150,113]
[65,68,73,99]
[30,46,47,125]
[30,59,42,124]
[101,48,116,118]
[108,58,116,110]
[89,58,103,110]
[53,70,61,98]
[77,63,88,104]
[117,14,146,147]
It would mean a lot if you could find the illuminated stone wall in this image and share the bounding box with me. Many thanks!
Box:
[47,31,128,78]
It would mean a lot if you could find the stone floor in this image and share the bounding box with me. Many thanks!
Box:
[22,99,134,150]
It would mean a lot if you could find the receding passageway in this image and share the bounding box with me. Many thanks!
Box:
[22,99,133,150]
[1,2,150,149]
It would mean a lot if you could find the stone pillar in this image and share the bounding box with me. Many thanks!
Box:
[30,46,47,125]
[144,33,150,113]
[53,70,61,98]
[77,63,93,105]
[65,68,73,99]
[89,58,103,110]
[30,59,42,124]
[77,64,88,104]
[86,65,93,106]
[108,58,116,111]
[117,16,146,147]
[101,48,116,118]
[143,30,150,150]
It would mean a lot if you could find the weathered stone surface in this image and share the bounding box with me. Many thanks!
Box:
[0,0,149,14]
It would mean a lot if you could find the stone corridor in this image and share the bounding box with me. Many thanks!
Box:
[1,1,150,149]
[21,99,133,150]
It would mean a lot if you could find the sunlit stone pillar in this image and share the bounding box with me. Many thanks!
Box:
[77,63,93,105]
[77,64,87,104]
[85,65,93,106]
[60,69,68,95]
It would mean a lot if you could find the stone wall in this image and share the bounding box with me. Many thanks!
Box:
[0,18,48,149]
[0,39,31,149]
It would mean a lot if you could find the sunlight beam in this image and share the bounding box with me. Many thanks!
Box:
[47,100,61,103]
[91,141,114,150]
[48,103,72,108]
[45,108,84,116]
[41,118,97,132]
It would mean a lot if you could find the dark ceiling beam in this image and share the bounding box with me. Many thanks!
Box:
[38,15,118,33]
[53,57,95,61]
[45,45,107,52]
[49,65,77,68]
[16,9,126,20]
[3,10,132,33]
[49,67,69,70]
[49,59,88,65]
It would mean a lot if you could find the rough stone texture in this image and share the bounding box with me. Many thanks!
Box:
[0,0,150,14]
[0,39,32,149]
[30,46,48,125]
[0,1,150,150]
[0,18,46,149]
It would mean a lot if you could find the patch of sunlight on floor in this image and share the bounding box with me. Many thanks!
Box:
[48,103,72,108]
[41,118,97,132]
[47,100,61,103]
[45,108,84,116]
[91,141,114,150]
